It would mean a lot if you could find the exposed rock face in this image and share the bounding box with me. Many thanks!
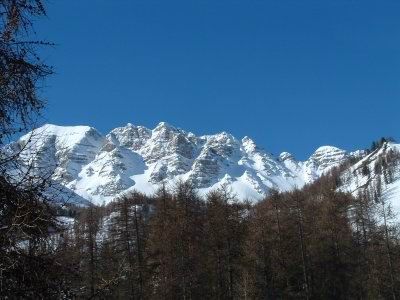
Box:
[301,146,348,183]
[108,123,151,151]
[8,122,363,205]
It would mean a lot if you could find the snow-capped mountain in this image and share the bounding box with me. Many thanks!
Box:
[5,122,382,205]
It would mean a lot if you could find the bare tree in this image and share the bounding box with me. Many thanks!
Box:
[0,0,52,142]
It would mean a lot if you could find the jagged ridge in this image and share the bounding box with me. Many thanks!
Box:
[7,122,366,205]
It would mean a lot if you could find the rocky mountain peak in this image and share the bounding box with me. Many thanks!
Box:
[279,152,295,162]
[242,136,258,153]
[108,123,151,150]
[308,146,347,170]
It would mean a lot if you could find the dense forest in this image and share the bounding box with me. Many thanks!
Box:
[40,152,398,299]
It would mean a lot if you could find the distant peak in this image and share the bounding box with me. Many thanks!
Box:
[242,136,254,143]
[279,152,295,161]
[154,121,176,131]
[242,136,257,152]
[113,123,150,132]
[313,145,345,154]
[211,131,237,143]
[36,124,97,135]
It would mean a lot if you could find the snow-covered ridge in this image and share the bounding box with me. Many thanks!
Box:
[339,142,400,212]
[7,122,363,205]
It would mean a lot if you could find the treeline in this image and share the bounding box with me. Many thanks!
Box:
[369,137,396,153]
[52,167,400,299]
[355,142,400,203]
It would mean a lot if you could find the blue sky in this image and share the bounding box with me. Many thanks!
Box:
[37,0,399,159]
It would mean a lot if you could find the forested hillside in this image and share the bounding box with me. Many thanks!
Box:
[53,151,400,298]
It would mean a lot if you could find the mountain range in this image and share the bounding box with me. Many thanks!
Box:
[5,123,400,209]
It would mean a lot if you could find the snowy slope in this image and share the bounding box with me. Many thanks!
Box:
[339,142,400,212]
[279,146,354,184]
[6,122,364,205]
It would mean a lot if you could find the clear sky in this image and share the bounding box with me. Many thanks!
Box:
[37,0,399,159]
